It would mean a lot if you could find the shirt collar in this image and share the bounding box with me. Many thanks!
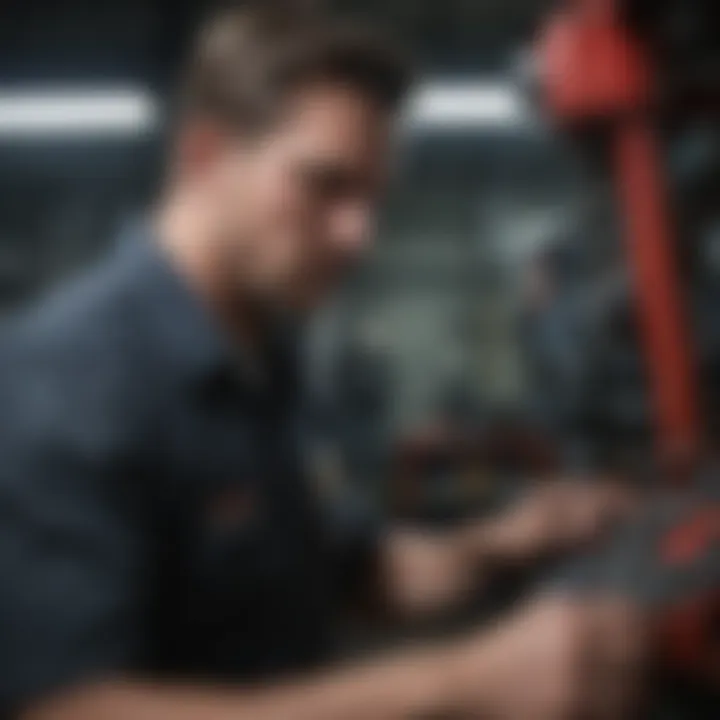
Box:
[115,221,239,386]
[114,220,301,397]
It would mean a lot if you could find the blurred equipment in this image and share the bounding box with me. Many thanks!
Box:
[533,0,720,702]
[391,408,559,523]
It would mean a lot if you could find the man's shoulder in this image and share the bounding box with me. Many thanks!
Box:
[3,248,143,370]
[0,249,167,457]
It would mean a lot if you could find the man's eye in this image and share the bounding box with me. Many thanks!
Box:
[304,167,354,200]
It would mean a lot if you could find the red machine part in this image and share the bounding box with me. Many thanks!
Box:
[660,506,720,681]
[615,124,703,467]
[536,0,713,682]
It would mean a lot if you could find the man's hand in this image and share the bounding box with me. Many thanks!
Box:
[450,594,651,720]
[479,479,636,567]
[381,480,636,621]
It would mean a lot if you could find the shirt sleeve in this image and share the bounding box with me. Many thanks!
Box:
[0,381,148,713]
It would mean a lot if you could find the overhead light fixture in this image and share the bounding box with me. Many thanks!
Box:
[405,81,531,131]
[0,87,159,139]
[0,81,527,138]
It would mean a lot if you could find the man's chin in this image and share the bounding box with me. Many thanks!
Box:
[289,280,337,315]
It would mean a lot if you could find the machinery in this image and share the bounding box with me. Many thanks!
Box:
[533,0,720,707]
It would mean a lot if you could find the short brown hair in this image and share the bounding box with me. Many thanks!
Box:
[181,2,412,131]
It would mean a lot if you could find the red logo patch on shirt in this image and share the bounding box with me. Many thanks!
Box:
[206,486,259,533]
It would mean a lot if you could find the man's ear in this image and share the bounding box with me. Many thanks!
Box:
[176,117,230,177]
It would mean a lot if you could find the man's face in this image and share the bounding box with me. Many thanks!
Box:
[207,82,394,313]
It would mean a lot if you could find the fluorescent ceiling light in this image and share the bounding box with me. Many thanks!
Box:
[0,88,159,139]
[0,82,526,138]
[405,81,530,130]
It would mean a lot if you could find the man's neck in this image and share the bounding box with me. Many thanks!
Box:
[153,196,268,357]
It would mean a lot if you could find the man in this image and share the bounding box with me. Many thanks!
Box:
[0,5,649,719]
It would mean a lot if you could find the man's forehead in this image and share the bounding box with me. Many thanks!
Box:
[274,82,394,148]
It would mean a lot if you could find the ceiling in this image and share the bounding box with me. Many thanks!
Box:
[0,0,555,85]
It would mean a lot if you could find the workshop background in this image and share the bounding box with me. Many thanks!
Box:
[0,0,719,523]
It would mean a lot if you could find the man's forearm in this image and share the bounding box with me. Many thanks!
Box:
[21,594,649,720]
[22,645,475,720]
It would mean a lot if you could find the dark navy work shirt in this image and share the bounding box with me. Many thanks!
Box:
[0,229,379,713]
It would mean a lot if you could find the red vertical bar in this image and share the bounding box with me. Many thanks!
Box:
[614,121,702,469]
